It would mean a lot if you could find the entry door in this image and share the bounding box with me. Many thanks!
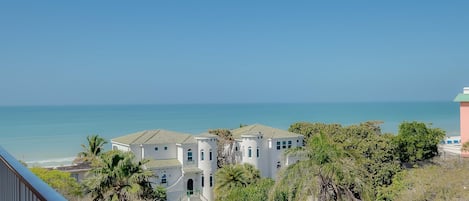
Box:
[187,179,194,195]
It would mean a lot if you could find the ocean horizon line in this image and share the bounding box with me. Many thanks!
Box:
[0,100,456,107]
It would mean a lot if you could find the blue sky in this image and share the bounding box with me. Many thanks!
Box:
[1,1,468,105]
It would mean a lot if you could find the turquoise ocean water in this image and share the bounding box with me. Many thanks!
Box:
[0,102,460,166]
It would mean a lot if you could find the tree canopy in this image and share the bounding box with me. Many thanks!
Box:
[214,163,261,201]
[394,121,445,164]
[77,134,107,163]
[82,150,160,201]
[30,167,82,200]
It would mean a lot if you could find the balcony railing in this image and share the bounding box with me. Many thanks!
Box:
[0,146,66,201]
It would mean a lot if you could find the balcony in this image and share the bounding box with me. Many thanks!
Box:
[0,146,66,201]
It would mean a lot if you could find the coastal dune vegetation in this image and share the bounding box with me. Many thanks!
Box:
[213,121,452,201]
[28,121,466,201]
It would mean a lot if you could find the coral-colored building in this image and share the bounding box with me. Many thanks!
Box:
[454,87,469,157]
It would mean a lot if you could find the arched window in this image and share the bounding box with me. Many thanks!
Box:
[256,147,259,158]
[200,149,204,161]
[188,149,193,161]
[209,149,213,160]
[248,146,252,158]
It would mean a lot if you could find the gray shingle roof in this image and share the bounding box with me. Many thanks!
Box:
[231,124,303,139]
[112,129,196,145]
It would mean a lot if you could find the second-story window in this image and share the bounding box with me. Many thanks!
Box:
[288,140,292,148]
[282,141,286,149]
[276,141,281,150]
[209,149,213,160]
[188,149,193,161]
[201,149,204,161]
[248,146,252,158]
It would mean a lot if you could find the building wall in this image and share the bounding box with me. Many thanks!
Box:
[197,138,217,201]
[240,136,261,170]
[112,142,130,152]
[151,167,182,188]
[267,137,303,179]
[142,144,177,160]
[181,144,198,167]
[177,146,184,165]
[461,102,469,157]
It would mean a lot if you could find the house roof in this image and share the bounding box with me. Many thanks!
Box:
[195,132,218,139]
[145,159,181,169]
[112,129,196,145]
[231,124,303,139]
[454,93,469,102]
[51,162,92,172]
[183,166,203,173]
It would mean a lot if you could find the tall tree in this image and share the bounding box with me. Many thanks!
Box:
[83,150,158,201]
[77,134,107,163]
[209,129,237,168]
[394,121,445,164]
[30,167,83,201]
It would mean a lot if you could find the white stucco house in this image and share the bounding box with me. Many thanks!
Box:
[111,124,304,201]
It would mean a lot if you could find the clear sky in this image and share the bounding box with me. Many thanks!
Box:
[1,1,468,105]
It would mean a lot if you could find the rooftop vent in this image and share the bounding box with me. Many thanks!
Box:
[464,87,469,95]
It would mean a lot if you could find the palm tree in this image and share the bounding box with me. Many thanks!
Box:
[77,134,107,163]
[270,132,368,201]
[83,150,157,201]
[214,163,261,200]
[241,163,260,184]
[215,165,247,191]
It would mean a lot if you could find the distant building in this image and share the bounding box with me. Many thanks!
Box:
[454,87,469,157]
[111,124,304,201]
[51,162,91,183]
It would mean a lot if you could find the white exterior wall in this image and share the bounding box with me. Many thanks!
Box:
[181,144,198,167]
[268,136,304,179]
[151,167,182,188]
[129,144,143,160]
[111,142,131,152]
[258,138,270,178]
[196,137,217,201]
[142,144,177,160]
[240,136,261,171]
[177,146,184,165]
[269,138,282,178]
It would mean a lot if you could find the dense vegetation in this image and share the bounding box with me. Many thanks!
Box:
[214,163,273,201]
[214,121,448,201]
[30,167,83,200]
